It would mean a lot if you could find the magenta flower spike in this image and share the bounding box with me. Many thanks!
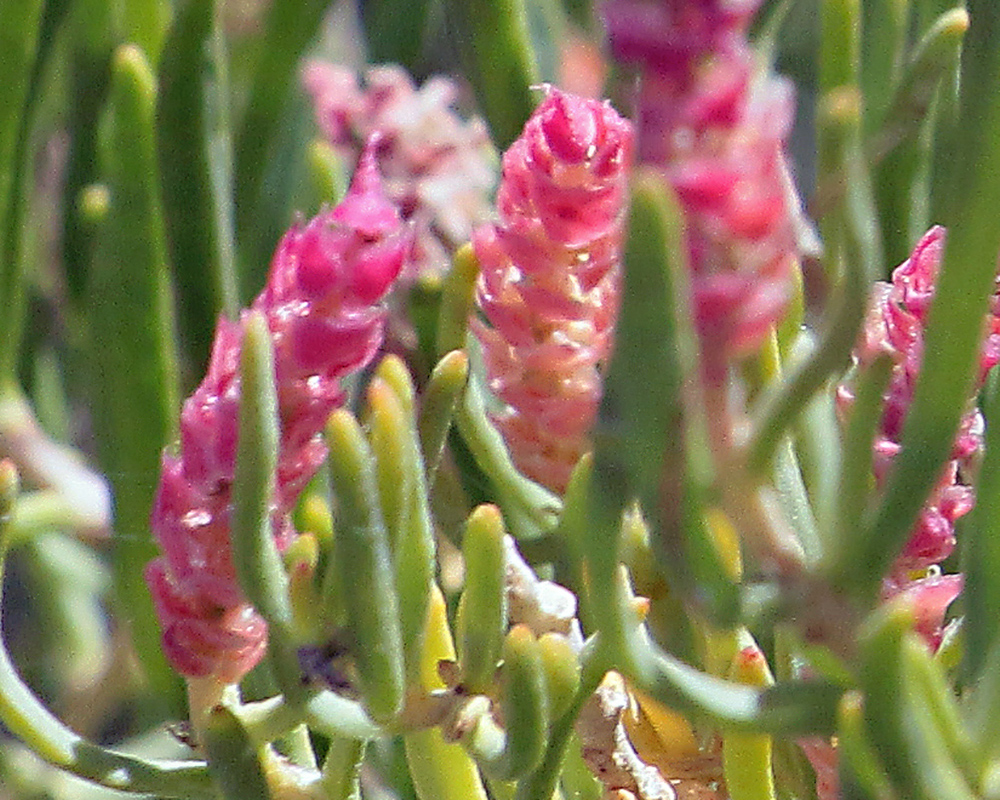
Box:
[839,226,1000,646]
[603,0,798,381]
[302,62,496,281]
[146,140,410,683]
[472,87,633,494]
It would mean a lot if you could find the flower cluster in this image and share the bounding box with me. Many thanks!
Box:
[603,0,798,381]
[472,87,633,493]
[145,144,410,683]
[838,225,1000,645]
[302,62,495,281]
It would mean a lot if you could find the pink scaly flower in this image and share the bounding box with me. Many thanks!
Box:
[146,141,410,683]
[472,87,633,494]
[603,0,798,381]
[838,226,999,646]
[302,62,495,281]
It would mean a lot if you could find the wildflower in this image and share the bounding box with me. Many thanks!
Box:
[302,62,495,281]
[472,87,633,493]
[146,142,409,683]
[603,0,799,381]
[838,226,998,647]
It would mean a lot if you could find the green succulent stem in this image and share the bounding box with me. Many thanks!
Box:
[0,505,214,798]
[231,311,305,703]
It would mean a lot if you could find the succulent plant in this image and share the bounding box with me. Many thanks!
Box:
[1,2,999,800]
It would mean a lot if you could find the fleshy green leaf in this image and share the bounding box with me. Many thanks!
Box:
[325,409,406,723]
[231,311,303,700]
[458,505,508,693]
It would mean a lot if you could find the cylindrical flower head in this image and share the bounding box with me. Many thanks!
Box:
[146,141,410,683]
[302,62,496,281]
[473,87,633,494]
[839,226,1000,643]
[603,0,798,380]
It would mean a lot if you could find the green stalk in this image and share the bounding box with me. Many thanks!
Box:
[121,0,170,64]
[320,737,366,800]
[233,0,329,251]
[441,0,538,150]
[748,101,880,480]
[62,0,116,303]
[858,604,977,800]
[157,0,239,367]
[404,584,490,800]
[361,0,432,69]
[203,705,272,800]
[0,491,213,798]
[469,625,549,781]
[90,43,182,709]
[962,367,1000,684]
[860,0,909,137]
[722,641,778,800]
[825,354,893,572]
[0,0,45,385]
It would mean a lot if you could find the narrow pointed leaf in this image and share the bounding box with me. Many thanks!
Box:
[419,350,469,485]
[372,357,437,685]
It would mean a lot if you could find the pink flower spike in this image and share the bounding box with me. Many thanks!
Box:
[147,150,409,683]
[839,225,1000,635]
[603,0,800,377]
[473,87,633,494]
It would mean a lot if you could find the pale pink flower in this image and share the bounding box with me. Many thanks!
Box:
[603,0,798,381]
[146,142,410,682]
[472,87,633,494]
[302,62,495,280]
